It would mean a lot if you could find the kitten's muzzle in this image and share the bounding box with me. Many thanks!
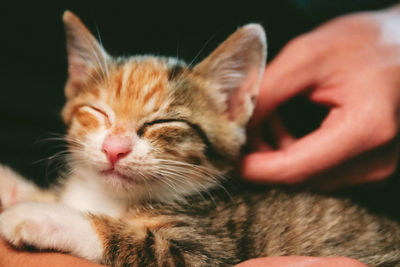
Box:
[102,135,132,166]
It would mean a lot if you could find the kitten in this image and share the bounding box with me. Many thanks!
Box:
[0,11,399,267]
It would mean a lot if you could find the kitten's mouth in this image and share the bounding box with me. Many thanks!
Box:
[100,168,152,185]
[100,169,133,182]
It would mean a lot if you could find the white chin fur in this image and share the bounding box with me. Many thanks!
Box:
[63,166,219,208]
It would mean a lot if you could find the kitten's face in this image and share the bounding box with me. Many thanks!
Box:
[61,11,266,202]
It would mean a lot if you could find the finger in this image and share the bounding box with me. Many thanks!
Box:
[252,36,324,125]
[235,256,323,267]
[246,113,296,152]
[268,113,296,149]
[242,109,373,184]
[312,139,399,190]
[235,256,367,267]
[246,124,274,152]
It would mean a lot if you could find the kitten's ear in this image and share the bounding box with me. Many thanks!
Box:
[193,24,267,126]
[63,11,109,98]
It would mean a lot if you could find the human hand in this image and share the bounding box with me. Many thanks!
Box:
[241,7,400,189]
[0,236,105,267]
[235,256,368,267]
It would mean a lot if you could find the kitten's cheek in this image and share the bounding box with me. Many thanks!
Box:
[132,139,152,158]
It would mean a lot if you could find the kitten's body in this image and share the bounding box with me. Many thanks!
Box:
[0,11,399,267]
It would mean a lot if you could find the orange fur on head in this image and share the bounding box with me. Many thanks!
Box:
[61,11,266,203]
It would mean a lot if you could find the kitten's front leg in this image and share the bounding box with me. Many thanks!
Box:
[0,165,38,208]
[91,213,239,266]
[0,165,55,208]
[0,202,103,263]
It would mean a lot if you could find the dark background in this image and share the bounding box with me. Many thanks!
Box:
[0,0,398,204]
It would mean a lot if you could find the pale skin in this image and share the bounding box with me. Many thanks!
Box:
[238,4,400,267]
[0,238,105,267]
[241,5,400,190]
[1,5,400,267]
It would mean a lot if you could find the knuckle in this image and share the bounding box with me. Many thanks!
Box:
[371,160,398,182]
[384,152,399,176]
[361,111,398,149]
[372,121,398,147]
[286,33,316,51]
[386,162,398,177]
[284,33,312,54]
[286,32,331,62]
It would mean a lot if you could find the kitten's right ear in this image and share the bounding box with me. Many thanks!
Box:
[193,24,266,127]
[63,11,109,98]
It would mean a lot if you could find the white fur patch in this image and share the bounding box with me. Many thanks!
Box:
[0,202,103,262]
[60,174,126,217]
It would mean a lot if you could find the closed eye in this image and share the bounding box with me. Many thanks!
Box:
[86,105,109,118]
[76,105,111,126]
[76,105,108,118]
[138,119,187,136]
[137,118,217,158]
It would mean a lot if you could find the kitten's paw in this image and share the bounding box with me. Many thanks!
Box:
[0,202,103,262]
[0,165,38,208]
[0,202,66,248]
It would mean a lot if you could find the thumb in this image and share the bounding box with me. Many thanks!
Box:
[242,109,367,183]
[252,37,323,126]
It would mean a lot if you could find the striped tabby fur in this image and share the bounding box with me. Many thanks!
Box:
[0,11,399,267]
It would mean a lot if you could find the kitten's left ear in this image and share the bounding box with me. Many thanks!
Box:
[193,24,267,126]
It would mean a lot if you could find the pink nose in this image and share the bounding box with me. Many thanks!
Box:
[102,135,132,165]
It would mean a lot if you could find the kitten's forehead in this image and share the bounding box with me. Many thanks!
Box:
[102,57,186,121]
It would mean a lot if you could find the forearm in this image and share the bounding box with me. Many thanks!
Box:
[0,238,106,267]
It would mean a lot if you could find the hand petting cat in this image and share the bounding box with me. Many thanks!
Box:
[239,4,400,267]
[1,3,400,267]
[242,4,400,190]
